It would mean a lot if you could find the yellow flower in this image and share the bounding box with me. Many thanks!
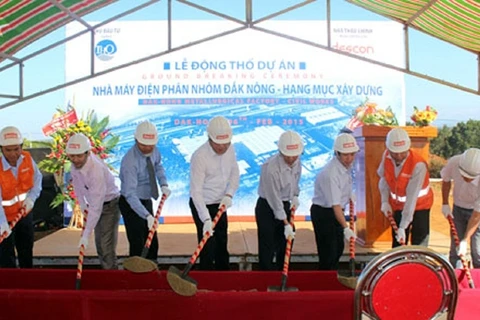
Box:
[411,105,437,126]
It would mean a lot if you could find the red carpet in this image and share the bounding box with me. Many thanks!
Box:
[0,269,353,320]
[0,269,477,319]
[456,269,480,320]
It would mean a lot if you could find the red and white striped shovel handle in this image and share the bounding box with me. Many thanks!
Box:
[188,205,226,265]
[0,208,25,244]
[144,193,168,253]
[386,211,405,245]
[447,216,475,289]
[282,207,296,276]
[349,199,355,260]
[76,209,88,290]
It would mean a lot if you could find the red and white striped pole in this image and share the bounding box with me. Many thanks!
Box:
[0,208,25,244]
[447,216,475,289]
[76,208,88,290]
[387,211,405,245]
[142,193,167,257]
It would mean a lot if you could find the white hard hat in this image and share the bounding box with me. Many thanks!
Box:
[278,130,304,157]
[459,148,480,179]
[134,121,158,145]
[0,126,22,146]
[334,133,359,153]
[207,116,232,144]
[386,128,411,153]
[66,133,91,154]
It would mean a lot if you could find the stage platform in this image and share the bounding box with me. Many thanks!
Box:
[33,220,452,270]
[0,268,477,319]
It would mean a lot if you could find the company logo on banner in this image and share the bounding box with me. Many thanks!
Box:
[94,39,117,61]
[65,20,405,220]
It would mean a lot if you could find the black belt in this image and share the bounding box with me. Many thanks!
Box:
[104,198,116,206]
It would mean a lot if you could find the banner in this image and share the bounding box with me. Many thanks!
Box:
[42,108,78,136]
[65,20,405,220]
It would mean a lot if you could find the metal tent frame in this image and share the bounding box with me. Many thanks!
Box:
[0,0,478,111]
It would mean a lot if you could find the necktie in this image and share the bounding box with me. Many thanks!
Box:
[146,156,159,200]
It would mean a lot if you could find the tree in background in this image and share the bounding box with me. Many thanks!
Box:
[428,120,480,178]
[430,120,480,159]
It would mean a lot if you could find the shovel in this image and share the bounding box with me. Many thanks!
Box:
[167,205,226,296]
[0,208,25,244]
[76,208,88,290]
[338,199,360,289]
[447,216,475,288]
[387,211,405,245]
[123,193,167,273]
[268,207,298,292]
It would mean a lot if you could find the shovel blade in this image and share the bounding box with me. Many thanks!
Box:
[167,265,198,297]
[123,256,158,273]
[337,269,361,289]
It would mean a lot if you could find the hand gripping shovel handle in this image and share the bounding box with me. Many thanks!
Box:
[141,193,167,257]
[447,216,475,289]
[387,211,405,245]
[349,199,355,276]
[0,208,25,244]
[76,209,88,290]
[181,205,226,277]
[280,207,296,291]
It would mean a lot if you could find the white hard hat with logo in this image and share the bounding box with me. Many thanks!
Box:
[459,148,480,179]
[0,126,23,146]
[207,116,232,144]
[386,128,411,153]
[278,130,304,157]
[334,133,359,153]
[134,121,158,146]
[66,133,91,154]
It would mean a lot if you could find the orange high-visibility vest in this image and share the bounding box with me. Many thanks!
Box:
[0,151,35,222]
[383,150,433,211]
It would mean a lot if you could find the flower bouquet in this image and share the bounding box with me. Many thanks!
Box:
[410,105,437,127]
[354,100,398,126]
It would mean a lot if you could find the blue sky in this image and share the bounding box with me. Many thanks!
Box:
[0,0,478,140]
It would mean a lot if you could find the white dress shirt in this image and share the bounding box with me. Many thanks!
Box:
[312,156,352,208]
[71,153,120,237]
[258,153,301,220]
[441,154,480,212]
[377,151,427,229]
[190,141,240,222]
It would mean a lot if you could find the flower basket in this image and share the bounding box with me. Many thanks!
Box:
[346,99,398,131]
[410,105,437,127]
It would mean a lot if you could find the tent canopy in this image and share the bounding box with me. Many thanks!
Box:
[2,0,479,61]
[0,0,113,62]
[348,0,480,54]
[0,0,478,108]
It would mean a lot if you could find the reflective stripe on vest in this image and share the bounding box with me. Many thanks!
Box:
[390,186,430,203]
[1,192,27,206]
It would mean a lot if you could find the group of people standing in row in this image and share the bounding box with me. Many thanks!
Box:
[1,118,480,271]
